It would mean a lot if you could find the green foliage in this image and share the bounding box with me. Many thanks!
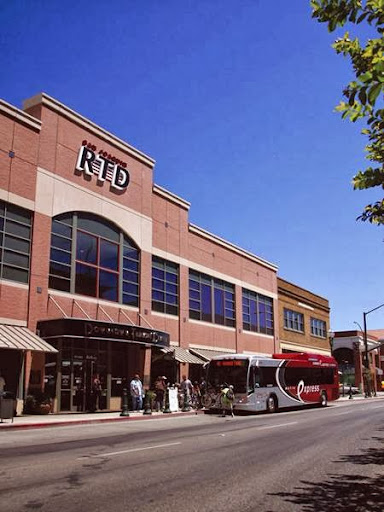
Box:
[312,0,384,224]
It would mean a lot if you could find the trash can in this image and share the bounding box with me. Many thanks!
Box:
[0,397,14,423]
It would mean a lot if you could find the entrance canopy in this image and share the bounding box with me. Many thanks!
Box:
[0,324,57,353]
[189,348,234,362]
[161,347,205,364]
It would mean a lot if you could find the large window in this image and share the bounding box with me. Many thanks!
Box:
[284,309,304,333]
[242,289,274,335]
[49,212,140,306]
[189,270,235,327]
[311,318,326,338]
[0,201,32,284]
[152,256,179,315]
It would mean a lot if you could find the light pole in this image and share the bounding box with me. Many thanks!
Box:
[361,302,384,398]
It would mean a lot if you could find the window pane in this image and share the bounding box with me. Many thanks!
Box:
[100,239,118,271]
[77,232,97,264]
[166,294,177,305]
[123,258,139,272]
[2,265,28,283]
[165,283,177,294]
[189,300,200,311]
[99,270,118,301]
[6,221,31,239]
[49,276,70,292]
[50,248,71,265]
[153,268,164,280]
[123,246,139,259]
[7,204,31,225]
[123,294,138,307]
[123,270,138,283]
[50,261,71,280]
[75,263,97,297]
[4,235,30,254]
[166,272,178,283]
[201,284,212,322]
[51,234,71,252]
[153,290,165,302]
[152,278,164,291]
[214,288,224,324]
[3,250,29,268]
[52,221,72,238]
[123,282,139,295]
[77,213,119,242]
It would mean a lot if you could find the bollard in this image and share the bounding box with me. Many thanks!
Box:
[120,387,130,416]
[182,390,190,412]
[163,386,171,413]
[143,391,153,415]
[348,386,353,400]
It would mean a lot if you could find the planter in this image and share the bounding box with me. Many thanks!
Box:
[36,403,51,415]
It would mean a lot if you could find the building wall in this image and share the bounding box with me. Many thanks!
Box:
[277,277,330,355]
[1,94,280,371]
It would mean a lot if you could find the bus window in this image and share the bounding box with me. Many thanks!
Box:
[252,366,277,388]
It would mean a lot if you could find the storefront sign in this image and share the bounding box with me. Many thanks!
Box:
[37,318,170,348]
[76,141,130,191]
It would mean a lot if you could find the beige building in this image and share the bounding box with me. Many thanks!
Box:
[277,278,330,355]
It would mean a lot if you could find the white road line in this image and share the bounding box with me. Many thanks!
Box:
[81,441,182,459]
[257,421,297,431]
[333,411,352,416]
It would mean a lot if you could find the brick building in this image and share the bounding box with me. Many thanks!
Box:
[277,277,331,355]
[0,93,280,413]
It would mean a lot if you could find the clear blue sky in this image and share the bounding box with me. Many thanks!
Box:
[1,1,383,330]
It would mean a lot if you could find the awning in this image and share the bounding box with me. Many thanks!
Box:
[0,324,58,353]
[161,347,205,365]
[189,348,235,362]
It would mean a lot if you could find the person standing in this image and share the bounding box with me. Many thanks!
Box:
[90,373,101,412]
[180,374,193,403]
[130,374,144,411]
[154,376,167,412]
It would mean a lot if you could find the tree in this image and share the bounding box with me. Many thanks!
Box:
[311,0,384,225]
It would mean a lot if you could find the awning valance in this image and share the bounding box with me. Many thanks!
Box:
[189,348,235,361]
[0,324,57,353]
[161,347,205,365]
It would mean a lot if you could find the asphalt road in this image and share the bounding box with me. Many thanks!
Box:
[1,399,384,512]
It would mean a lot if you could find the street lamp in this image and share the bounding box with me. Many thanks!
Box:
[361,302,384,398]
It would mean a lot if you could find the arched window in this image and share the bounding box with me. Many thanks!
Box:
[49,212,140,306]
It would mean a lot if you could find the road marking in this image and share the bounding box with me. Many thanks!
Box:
[333,411,352,416]
[257,421,297,431]
[81,442,182,459]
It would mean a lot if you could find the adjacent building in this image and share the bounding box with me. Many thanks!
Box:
[277,278,331,356]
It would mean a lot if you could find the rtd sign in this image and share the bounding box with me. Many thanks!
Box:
[76,141,130,191]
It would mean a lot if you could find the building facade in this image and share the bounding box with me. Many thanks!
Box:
[0,93,280,413]
[277,277,331,356]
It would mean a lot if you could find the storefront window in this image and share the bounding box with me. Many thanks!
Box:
[49,212,140,306]
[152,256,179,315]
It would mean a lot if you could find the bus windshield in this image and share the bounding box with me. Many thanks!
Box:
[207,359,249,393]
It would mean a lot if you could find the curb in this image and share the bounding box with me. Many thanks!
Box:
[0,410,202,431]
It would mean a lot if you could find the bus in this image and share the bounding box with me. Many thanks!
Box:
[204,352,339,413]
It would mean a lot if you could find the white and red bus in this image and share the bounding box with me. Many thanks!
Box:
[204,352,339,413]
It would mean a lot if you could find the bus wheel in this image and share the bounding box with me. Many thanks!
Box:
[267,395,277,413]
[320,392,328,407]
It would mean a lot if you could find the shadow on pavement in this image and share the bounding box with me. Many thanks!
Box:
[267,430,384,512]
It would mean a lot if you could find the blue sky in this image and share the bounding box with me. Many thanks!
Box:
[1,1,383,330]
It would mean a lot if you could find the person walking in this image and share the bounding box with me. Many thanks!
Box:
[220,383,235,417]
[130,374,144,411]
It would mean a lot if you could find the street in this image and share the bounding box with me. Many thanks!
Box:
[1,399,384,512]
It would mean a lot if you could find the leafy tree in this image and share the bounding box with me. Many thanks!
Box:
[311,0,384,224]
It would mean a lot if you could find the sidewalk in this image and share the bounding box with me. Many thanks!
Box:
[0,409,201,431]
